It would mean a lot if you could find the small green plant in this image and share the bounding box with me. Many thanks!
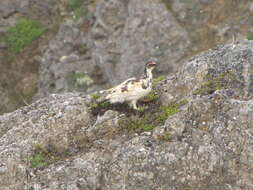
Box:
[90,100,111,109]
[68,0,83,10]
[158,104,180,122]
[153,75,166,87]
[67,0,85,20]
[91,93,100,100]
[247,32,253,40]
[193,72,236,95]
[30,152,49,169]
[119,115,155,134]
[136,106,146,112]
[161,0,172,10]
[30,144,49,169]
[144,90,159,102]
[6,19,44,53]
[30,144,66,169]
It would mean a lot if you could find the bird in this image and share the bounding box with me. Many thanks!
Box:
[98,61,157,110]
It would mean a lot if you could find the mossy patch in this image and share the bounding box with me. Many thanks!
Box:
[142,90,159,102]
[30,144,69,169]
[247,32,253,40]
[90,100,111,110]
[67,0,91,20]
[158,104,180,122]
[161,0,173,11]
[118,100,186,134]
[91,93,100,100]
[193,71,238,95]
[119,115,155,134]
[6,19,44,54]
[153,76,166,86]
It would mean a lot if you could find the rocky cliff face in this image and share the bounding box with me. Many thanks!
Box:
[0,40,252,190]
[1,0,253,114]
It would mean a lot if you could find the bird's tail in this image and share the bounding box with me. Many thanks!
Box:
[90,89,110,103]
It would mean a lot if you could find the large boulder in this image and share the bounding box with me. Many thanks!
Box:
[0,0,61,114]
[37,0,191,97]
[0,40,252,189]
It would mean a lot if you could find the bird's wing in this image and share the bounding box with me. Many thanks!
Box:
[108,77,146,95]
[106,77,138,92]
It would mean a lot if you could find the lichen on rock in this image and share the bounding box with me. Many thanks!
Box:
[0,40,253,190]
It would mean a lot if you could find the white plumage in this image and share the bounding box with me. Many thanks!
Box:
[102,61,157,110]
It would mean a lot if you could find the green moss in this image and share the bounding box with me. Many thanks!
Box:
[119,115,155,134]
[161,0,172,10]
[91,93,100,100]
[90,100,111,109]
[67,0,86,20]
[30,144,67,169]
[136,106,146,112]
[30,144,49,169]
[193,72,236,95]
[6,19,44,54]
[247,32,253,40]
[153,75,166,87]
[119,100,187,134]
[158,104,180,122]
[68,0,84,10]
[30,152,49,169]
[144,90,159,102]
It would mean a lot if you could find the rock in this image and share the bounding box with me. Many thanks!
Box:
[0,0,61,115]
[2,0,253,115]
[38,0,191,98]
[0,40,252,189]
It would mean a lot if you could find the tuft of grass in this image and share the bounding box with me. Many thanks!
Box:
[193,72,237,95]
[6,19,44,54]
[136,106,146,112]
[30,144,49,169]
[247,32,253,40]
[30,144,67,169]
[90,100,111,109]
[153,75,166,87]
[68,0,84,10]
[161,0,173,11]
[30,153,49,169]
[158,104,180,122]
[91,93,100,100]
[143,90,159,102]
[119,115,155,134]
[119,100,187,134]
[67,0,85,20]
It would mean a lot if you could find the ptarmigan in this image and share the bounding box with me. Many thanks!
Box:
[100,61,157,110]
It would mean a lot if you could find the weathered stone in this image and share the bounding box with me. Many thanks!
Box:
[0,40,252,189]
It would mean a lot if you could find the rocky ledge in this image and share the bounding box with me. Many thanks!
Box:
[0,40,252,190]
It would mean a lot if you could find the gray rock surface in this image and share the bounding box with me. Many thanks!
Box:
[1,0,253,114]
[0,40,252,190]
[38,0,191,98]
[0,0,61,114]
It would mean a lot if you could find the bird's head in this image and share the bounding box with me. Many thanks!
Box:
[145,61,157,70]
